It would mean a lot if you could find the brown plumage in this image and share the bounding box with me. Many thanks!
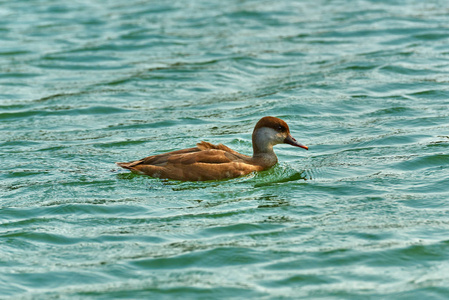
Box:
[116,116,308,181]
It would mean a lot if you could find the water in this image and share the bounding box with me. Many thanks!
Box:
[1,0,449,298]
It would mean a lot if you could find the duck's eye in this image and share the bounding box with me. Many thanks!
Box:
[277,125,286,132]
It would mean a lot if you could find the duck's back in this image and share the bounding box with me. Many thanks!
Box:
[116,141,262,181]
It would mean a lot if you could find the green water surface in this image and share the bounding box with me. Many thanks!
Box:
[1,0,449,299]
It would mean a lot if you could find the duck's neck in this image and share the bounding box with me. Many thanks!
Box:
[252,128,278,168]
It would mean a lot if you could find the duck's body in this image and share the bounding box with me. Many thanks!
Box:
[116,116,308,181]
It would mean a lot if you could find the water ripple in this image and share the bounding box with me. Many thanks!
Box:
[2,0,449,298]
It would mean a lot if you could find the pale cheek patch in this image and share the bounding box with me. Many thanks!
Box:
[275,132,285,144]
[254,127,282,147]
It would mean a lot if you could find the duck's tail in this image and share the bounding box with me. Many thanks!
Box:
[116,160,143,170]
[116,162,132,169]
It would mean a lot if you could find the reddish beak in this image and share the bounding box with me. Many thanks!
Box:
[284,134,308,150]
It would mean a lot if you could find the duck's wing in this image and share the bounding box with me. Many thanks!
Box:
[116,141,255,181]
[167,148,242,165]
[140,147,201,165]
[116,146,200,169]
[137,149,257,181]
[197,141,249,158]
[115,141,241,167]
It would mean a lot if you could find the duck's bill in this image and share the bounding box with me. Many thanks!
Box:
[284,135,308,150]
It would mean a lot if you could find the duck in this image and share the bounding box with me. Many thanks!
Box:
[116,116,308,181]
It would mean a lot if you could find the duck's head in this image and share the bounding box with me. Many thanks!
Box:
[252,116,308,154]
